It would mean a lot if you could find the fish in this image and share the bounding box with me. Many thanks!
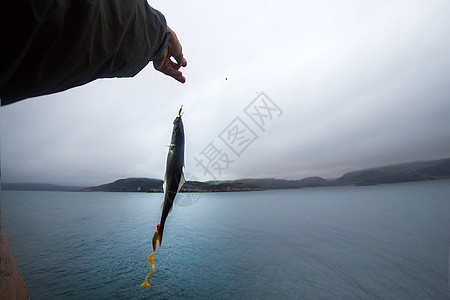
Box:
[158,106,185,246]
[141,107,185,287]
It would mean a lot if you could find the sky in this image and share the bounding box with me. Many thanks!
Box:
[1,0,450,186]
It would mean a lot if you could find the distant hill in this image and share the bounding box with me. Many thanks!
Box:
[332,158,450,186]
[4,158,449,192]
[1,183,85,191]
[217,158,450,189]
[78,178,263,193]
[232,176,331,189]
[79,178,163,192]
[181,181,264,192]
[79,158,450,192]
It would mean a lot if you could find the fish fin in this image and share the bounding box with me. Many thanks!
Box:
[177,172,186,193]
[173,172,186,207]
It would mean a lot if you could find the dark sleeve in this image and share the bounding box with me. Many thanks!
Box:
[0,0,168,105]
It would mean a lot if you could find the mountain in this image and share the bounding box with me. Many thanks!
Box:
[235,158,450,189]
[232,176,331,189]
[1,183,85,191]
[78,178,263,193]
[4,158,449,192]
[181,181,264,192]
[333,158,450,186]
[78,158,450,192]
[79,178,163,192]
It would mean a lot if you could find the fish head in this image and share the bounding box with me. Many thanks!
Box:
[172,115,184,134]
[170,115,185,147]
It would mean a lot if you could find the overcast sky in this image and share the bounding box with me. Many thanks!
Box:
[1,0,450,186]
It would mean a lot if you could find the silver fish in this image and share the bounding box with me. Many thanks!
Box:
[158,106,185,246]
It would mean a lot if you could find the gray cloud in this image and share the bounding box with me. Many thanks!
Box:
[2,0,450,185]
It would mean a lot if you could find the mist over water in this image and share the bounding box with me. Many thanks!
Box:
[2,180,450,299]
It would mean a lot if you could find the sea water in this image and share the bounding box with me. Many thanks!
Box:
[1,180,450,299]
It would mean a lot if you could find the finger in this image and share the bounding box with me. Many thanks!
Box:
[160,65,186,83]
[169,68,186,83]
[170,70,186,83]
[169,40,187,67]
[173,53,187,68]
[169,60,182,70]
[180,57,187,67]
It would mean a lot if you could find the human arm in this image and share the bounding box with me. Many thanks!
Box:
[0,0,185,105]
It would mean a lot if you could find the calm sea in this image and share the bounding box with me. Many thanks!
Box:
[1,180,450,299]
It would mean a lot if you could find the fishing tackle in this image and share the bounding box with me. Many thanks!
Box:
[141,224,160,287]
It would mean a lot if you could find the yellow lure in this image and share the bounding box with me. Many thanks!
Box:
[141,224,160,287]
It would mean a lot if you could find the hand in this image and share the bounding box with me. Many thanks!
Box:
[153,26,187,83]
